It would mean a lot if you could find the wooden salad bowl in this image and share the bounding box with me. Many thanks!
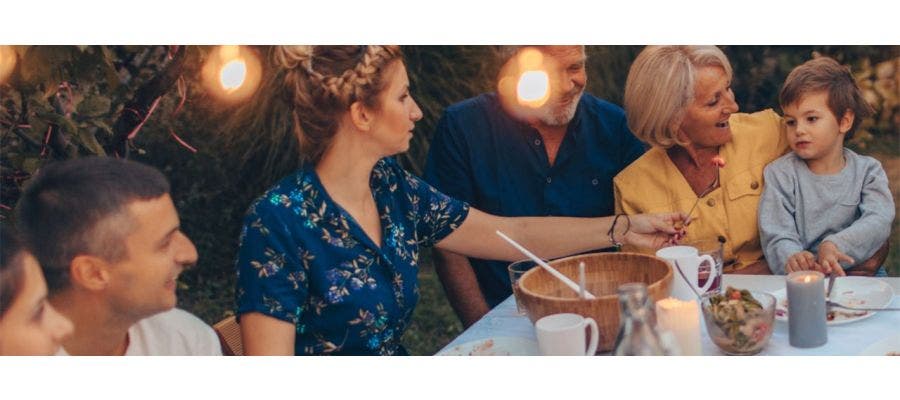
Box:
[516,252,673,353]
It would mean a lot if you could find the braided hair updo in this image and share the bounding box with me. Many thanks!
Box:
[272,45,403,164]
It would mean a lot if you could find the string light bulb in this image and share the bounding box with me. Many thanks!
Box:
[0,46,17,84]
[202,45,261,102]
[219,58,247,92]
[514,48,550,108]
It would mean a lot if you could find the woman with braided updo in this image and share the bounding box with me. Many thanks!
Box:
[235,45,689,355]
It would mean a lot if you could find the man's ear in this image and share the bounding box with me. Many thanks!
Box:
[69,255,111,291]
[838,109,855,134]
[348,101,374,132]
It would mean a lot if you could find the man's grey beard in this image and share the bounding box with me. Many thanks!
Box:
[537,90,582,126]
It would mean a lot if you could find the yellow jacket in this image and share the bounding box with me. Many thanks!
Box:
[614,109,789,271]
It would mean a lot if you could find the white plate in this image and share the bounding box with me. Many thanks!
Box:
[859,334,900,356]
[436,337,539,356]
[771,276,894,325]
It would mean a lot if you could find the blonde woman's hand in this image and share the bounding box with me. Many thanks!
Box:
[623,212,690,250]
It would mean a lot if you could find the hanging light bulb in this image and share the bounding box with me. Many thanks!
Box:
[0,46,17,84]
[219,58,247,92]
[517,70,549,103]
[514,47,550,108]
[202,45,261,102]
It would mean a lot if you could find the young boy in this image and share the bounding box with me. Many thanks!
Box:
[759,57,894,276]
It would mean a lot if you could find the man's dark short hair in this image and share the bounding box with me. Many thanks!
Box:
[779,57,875,140]
[14,157,170,292]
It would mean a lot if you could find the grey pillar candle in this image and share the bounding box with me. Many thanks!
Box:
[786,271,827,348]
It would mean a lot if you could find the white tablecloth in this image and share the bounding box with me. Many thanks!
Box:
[438,275,900,356]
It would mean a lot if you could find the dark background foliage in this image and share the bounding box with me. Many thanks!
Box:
[2,45,897,355]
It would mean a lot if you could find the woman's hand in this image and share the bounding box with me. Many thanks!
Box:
[622,212,690,250]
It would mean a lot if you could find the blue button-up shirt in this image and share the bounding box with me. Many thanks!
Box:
[424,92,646,306]
[235,157,469,355]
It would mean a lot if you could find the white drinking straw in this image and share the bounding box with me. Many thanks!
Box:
[495,230,597,299]
[578,261,587,299]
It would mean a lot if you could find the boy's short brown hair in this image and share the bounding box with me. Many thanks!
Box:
[779,56,874,140]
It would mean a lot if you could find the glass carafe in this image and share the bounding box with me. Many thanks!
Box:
[613,283,670,356]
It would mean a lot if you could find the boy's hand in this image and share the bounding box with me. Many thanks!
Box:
[817,241,851,277]
[786,251,819,273]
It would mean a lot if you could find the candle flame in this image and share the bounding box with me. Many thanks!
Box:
[219,59,247,91]
[803,275,813,283]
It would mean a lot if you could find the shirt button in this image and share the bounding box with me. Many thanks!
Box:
[706,198,716,207]
[534,139,542,146]
[591,178,599,186]
[750,181,759,190]
[546,177,552,184]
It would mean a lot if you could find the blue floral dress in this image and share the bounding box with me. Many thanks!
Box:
[235,157,469,355]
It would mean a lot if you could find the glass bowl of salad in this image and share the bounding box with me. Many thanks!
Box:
[701,287,775,355]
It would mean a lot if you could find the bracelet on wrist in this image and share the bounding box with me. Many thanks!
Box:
[607,214,625,250]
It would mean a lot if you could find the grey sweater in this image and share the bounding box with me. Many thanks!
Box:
[759,148,894,275]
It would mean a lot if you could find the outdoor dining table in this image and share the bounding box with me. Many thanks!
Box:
[438,274,900,356]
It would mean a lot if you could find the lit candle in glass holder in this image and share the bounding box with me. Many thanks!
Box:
[786,271,827,348]
[655,297,701,355]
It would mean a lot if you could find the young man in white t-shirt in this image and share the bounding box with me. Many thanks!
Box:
[16,157,221,356]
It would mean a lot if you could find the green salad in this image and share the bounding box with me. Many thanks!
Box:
[704,287,772,354]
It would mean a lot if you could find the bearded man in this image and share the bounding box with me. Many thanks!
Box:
[424,45,646,327]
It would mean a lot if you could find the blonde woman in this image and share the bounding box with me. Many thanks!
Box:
[235,45,689,355]
[613,46,886,275]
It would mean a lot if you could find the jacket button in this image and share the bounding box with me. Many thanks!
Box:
[717,235,727,243]
[750,181,759,190]
[706,198,716,207]
[546,177,552,184]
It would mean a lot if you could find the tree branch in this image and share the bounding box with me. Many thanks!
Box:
[107,46,187,157]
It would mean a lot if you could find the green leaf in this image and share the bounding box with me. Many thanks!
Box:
[35,111,79,145]
[76,95,111,117]
[88,119,114,136]
[76,129,106,156]
[99,46,121,90]
[26,113,49,141]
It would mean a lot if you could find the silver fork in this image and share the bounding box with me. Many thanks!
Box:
[684,176,719,221]
[826,274,836,302]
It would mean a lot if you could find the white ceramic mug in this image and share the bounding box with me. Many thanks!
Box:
[534,313,599,356]
[656,246,720,301]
